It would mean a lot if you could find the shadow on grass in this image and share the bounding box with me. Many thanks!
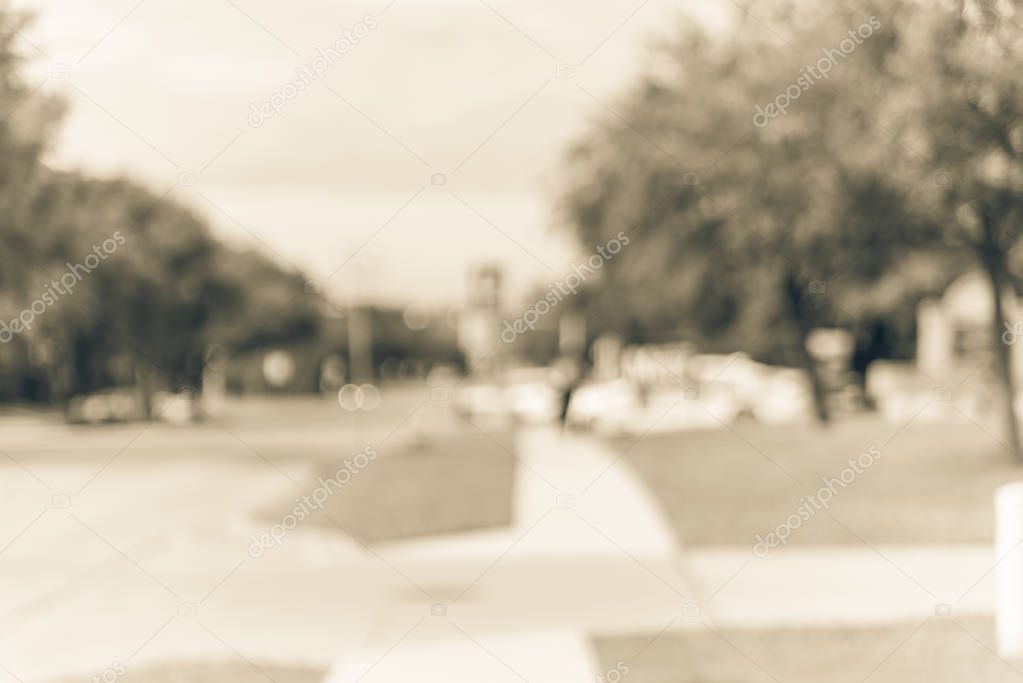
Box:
[259,428,517,544]
[616,416,1023,546]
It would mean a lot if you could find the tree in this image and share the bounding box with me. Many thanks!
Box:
[0,7,66,397]
[561,0,1023,453]
[559,1,930,422]
[24,172,321,414]
[0,7,321,414]
[876,0,1023,458]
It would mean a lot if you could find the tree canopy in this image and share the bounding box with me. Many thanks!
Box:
[559,0,1022,428]
[0,8,320,406]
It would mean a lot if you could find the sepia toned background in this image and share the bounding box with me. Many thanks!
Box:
[3,0,1023,681]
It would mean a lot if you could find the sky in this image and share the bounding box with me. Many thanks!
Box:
[14,0,729,307]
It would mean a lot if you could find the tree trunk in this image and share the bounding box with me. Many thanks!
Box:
[983,256,1023,460]
[135,362,156,421]
[784,273,831,424]
[799,330,831,424]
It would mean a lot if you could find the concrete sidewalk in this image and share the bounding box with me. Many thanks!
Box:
[369,426,681,559]
[685,544,996,627]
[322,426,690,682]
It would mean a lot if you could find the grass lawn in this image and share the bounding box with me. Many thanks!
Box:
[593,617,1018,682]
[50,661,322,683]
[621,416,1023,545]
[263,427,516,543]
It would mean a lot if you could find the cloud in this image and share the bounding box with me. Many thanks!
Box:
[20,0,725,303]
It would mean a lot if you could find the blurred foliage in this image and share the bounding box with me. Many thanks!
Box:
[19,173,322,399]
[0,7,320,405]
[558,0,1023,423]
[886,0,1023,455]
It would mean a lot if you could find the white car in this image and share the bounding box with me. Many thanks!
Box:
[566,379,637,434]
[453,383,506,420]
[503,380,560,424]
